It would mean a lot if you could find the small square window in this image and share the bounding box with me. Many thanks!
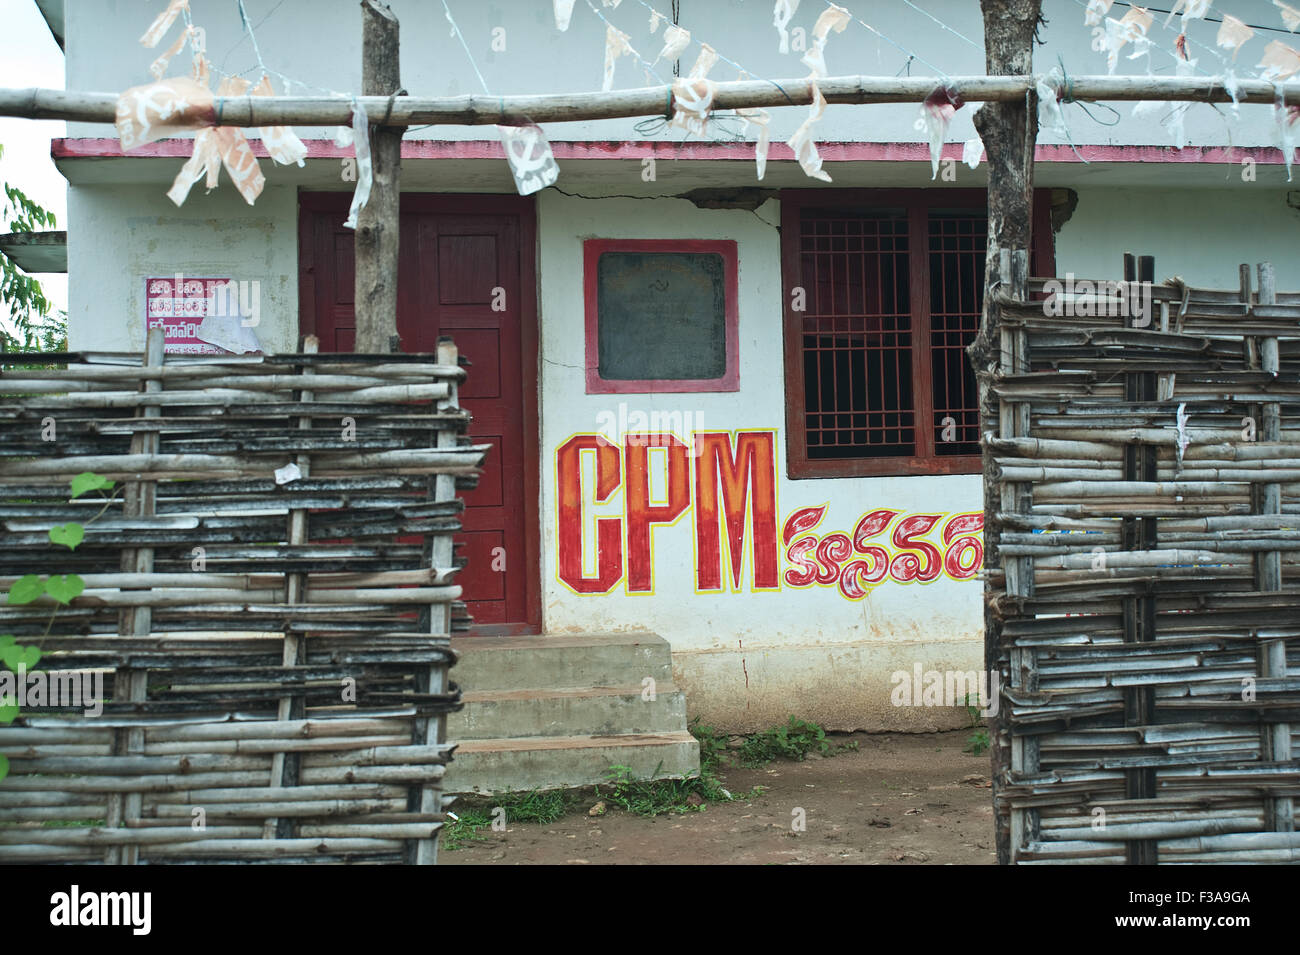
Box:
[584,239,739,393]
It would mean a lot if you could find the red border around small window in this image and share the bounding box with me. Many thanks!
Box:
[583,238,740,394]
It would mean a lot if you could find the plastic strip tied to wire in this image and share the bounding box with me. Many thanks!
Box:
[343,98,372,230]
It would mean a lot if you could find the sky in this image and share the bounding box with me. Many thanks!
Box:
[0,0,68,322]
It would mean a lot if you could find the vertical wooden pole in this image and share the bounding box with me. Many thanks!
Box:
[412,335,461,865]
[1253,262,1293,833]
[1120,253,1159,865]
[354,0,403,353]
[969,0,1042,866]
[106,325,164,864]
[264,336,318,841]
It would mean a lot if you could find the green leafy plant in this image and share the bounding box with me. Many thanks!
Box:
[0,472,116,782]
[736,716,831,767]
[688,716,729,773]
[441,787,575,851]
[1,145,66,355]
[600,761,745,817]
[961,692,990,755]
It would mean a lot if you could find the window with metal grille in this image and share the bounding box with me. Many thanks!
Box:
[781,190,1051,479]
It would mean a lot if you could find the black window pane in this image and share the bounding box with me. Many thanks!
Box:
[798,209,915,460]
[597,252,727,380]
[928,211,986,457]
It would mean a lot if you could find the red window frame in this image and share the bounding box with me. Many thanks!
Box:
[780,188,1055,479]
[583,238,740,394]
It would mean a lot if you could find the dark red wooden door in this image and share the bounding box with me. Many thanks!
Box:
[299,193,540,632]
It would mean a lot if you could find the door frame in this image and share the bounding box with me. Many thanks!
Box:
[296,190,542,634]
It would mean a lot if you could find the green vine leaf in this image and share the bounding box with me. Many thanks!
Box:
[0,644,40,670]
[0,698,17,725]
[0,635,14,649]
[48,523,85,551]
[6,575,45,605]
[0,753,8,783]
[70,472,113,499]
[43,575,84,606]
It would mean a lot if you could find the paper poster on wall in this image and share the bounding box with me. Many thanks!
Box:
[145,275,262,354]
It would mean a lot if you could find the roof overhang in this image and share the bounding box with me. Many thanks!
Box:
[0,230,67,273]
[50,138,1297,192]
[33,0,65,51]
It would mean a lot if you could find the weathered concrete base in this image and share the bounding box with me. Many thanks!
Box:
[672,636,985,735]
[444,632,700,794]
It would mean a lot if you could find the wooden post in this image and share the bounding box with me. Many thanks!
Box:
[105,325,165,864]
[411,334,461,866]
[354,0,403,354]
[1253,261,1293,834]
[968,0,1042,866]
[264,335,319,840]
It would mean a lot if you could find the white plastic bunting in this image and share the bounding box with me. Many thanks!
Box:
[1103,7,1152,73]
[498,124,560,195]
[787,81,832,182]
[1258,40,1300,81]
[962,137,983,169]
[671,79,715,137]
[917,86,965,180]
[603,24,634,91]
[654,24,691,66]
[800,4,850,79]
[1216,15,1255,58]
[1275,87,1300,180]
[773,0,801,55]
[343,98,372,230]
[1037,75,1069,140]
[251,75,308,167]
[736,106,772,179]
[1163,0,1209,29]
[687,42,719,80]
[554,0,577,31]
[1279,1,1300,32]
[1083,0,1112,26]
[1168,55,1197,148]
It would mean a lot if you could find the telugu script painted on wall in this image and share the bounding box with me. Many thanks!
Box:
[554,429,982,598]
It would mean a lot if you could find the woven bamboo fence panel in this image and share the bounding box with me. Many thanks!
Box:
[988,261,1300,864]
[0,331,484,864]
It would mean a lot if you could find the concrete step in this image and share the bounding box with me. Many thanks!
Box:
[448,684,687,740]
[443,631,699,794]
[450,632,672,693]
[445,731,701,794]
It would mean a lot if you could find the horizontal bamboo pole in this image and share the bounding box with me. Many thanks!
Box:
[140,837,405,857]
[147,782,405,803]
[42,584,461,607]
[0,569,447,591]
[152,798,406,817]
[2,75,1297,127]
[0,362,461,382]
[0,763,445,792]
[0,825,261,845]
[0,448,482,478]
[0,382,450,407]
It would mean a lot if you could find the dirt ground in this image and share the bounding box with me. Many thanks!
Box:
[443,729,996,865]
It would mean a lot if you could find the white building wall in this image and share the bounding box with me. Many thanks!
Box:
[67,183,299,353]
[63,0,1286,148]
[60,178,1300,730]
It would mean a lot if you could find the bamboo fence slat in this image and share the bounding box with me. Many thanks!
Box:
[0,335,479,864]
[990,263,1300,863]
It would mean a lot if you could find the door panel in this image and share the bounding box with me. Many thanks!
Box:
[299,193,539,633]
